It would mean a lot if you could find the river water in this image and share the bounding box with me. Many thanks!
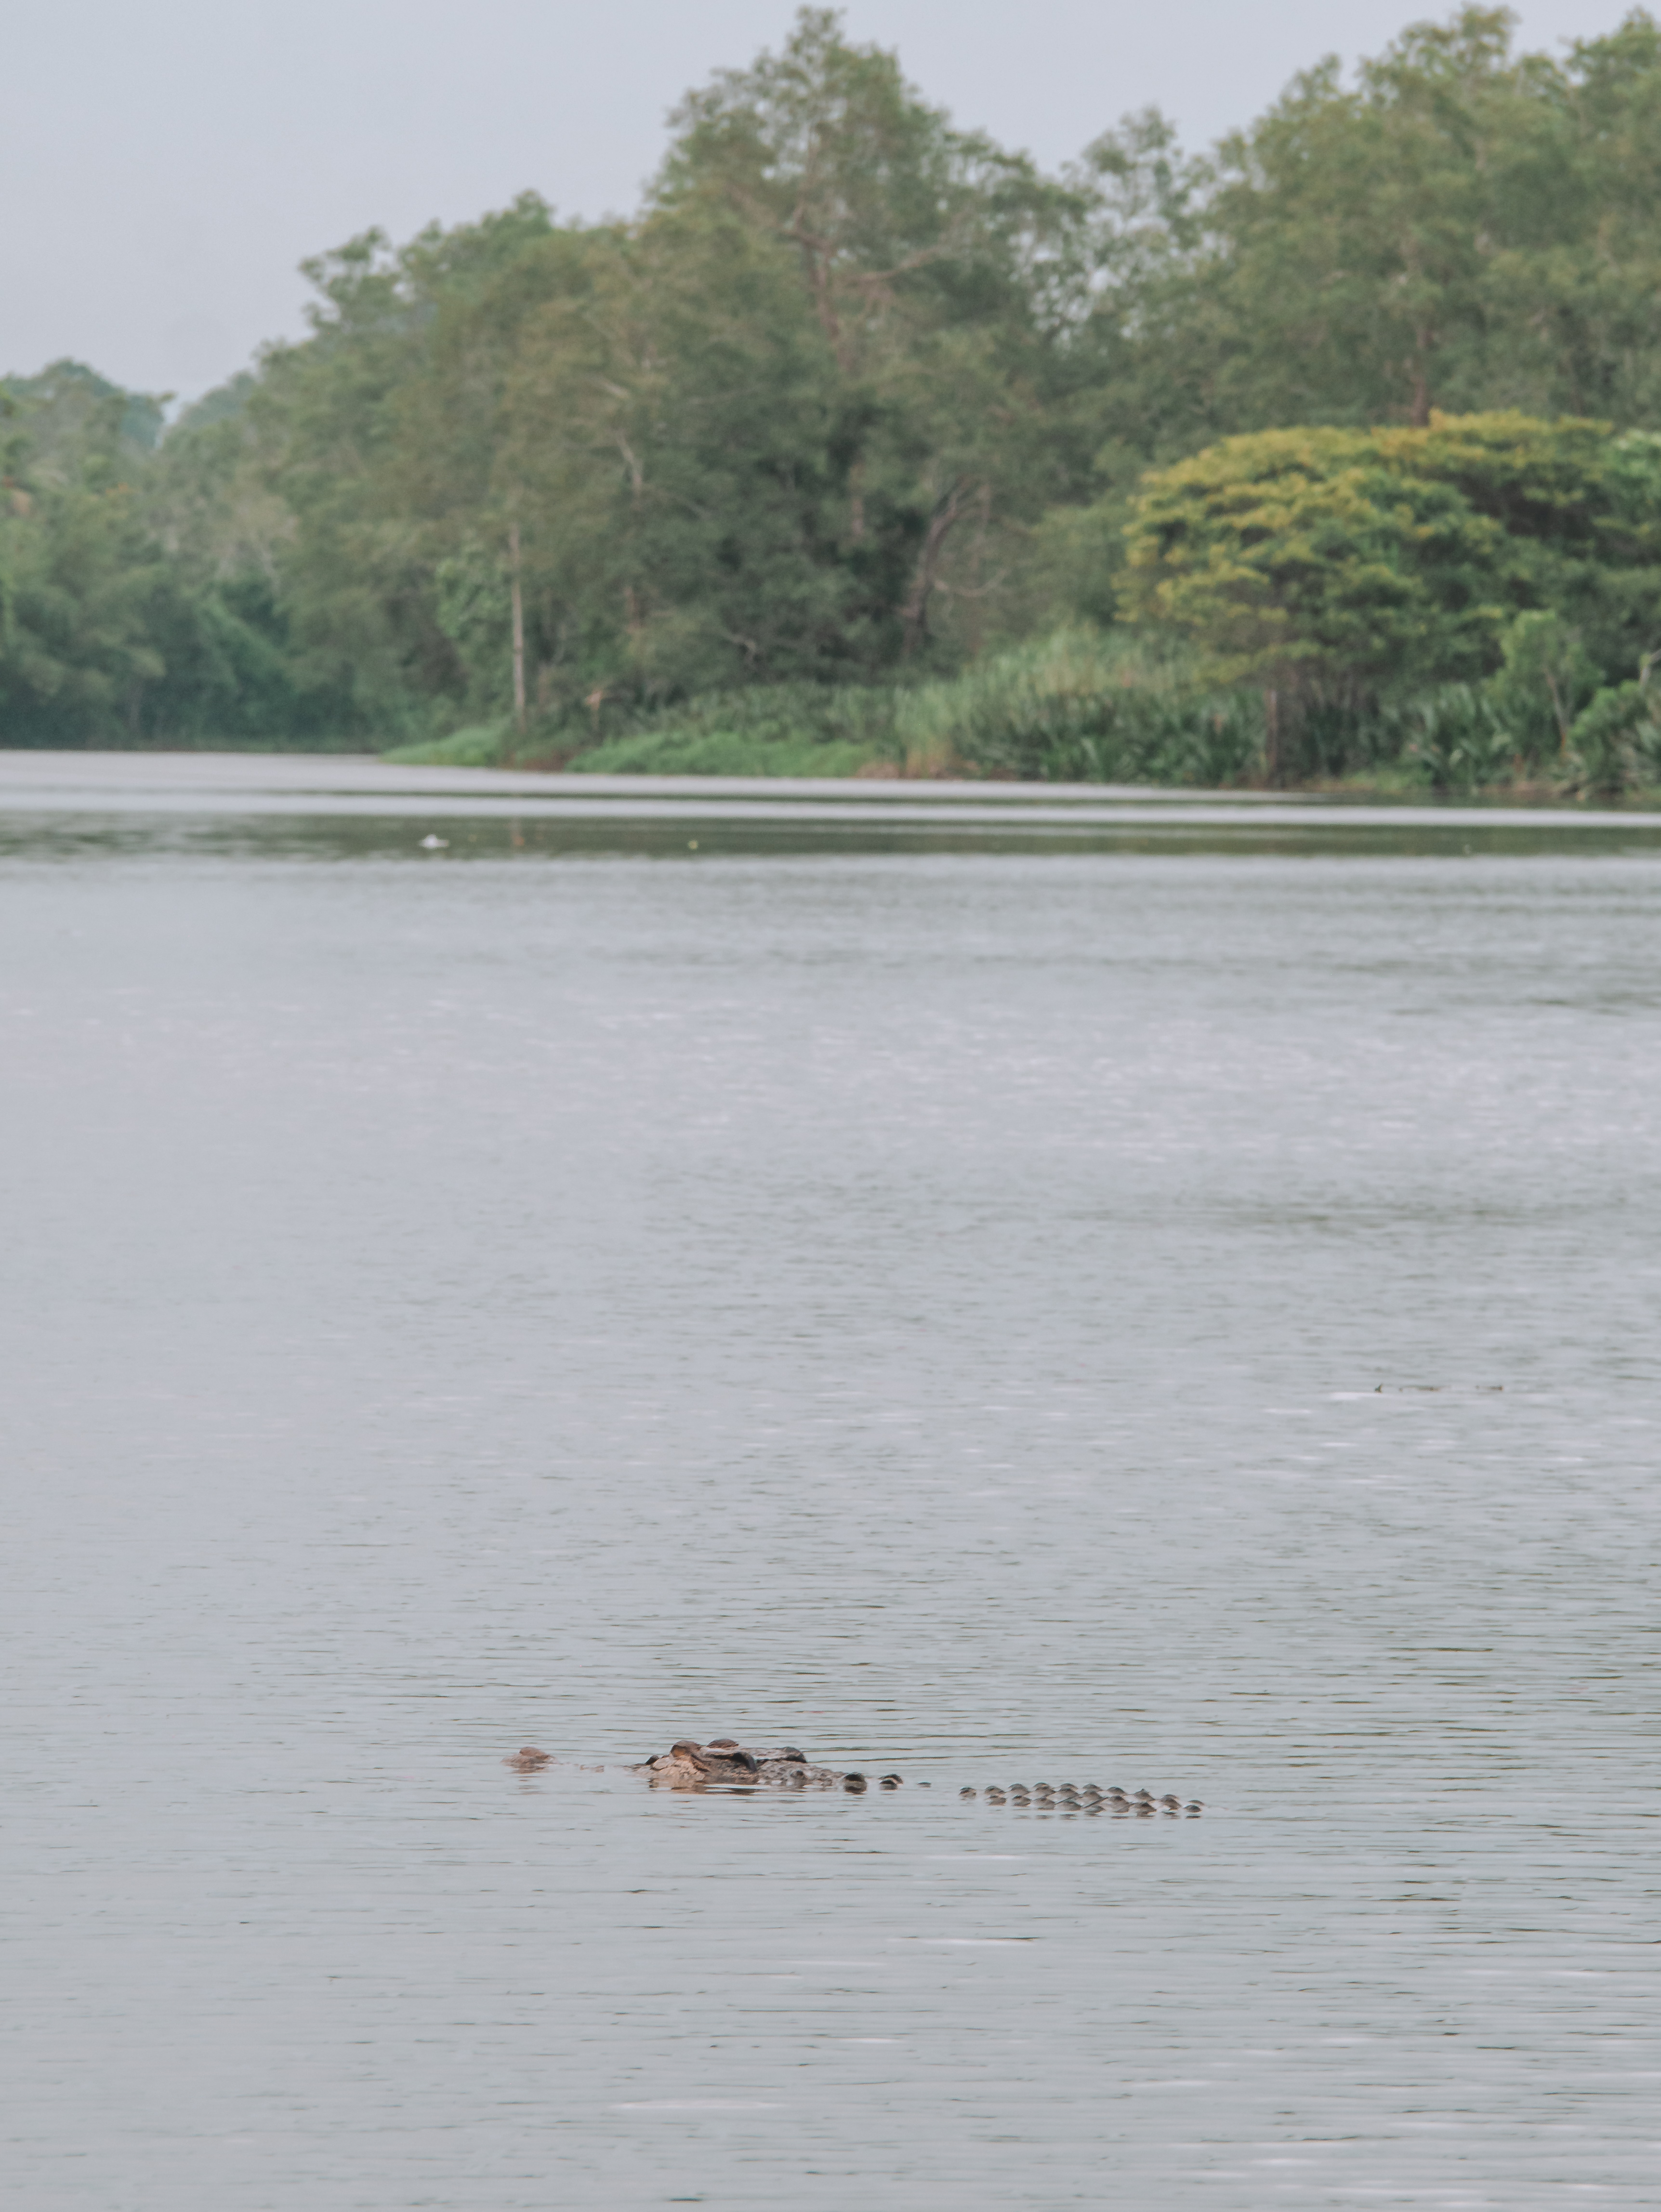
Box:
[4,757,1658,2209]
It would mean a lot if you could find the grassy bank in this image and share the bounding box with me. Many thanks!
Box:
[382,627,1661,802]
[384,631,1267,784]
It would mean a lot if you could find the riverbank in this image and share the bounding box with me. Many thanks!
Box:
[381,732,1661,811]
[20,732,1661,811]
[375,628,1661,803]
[8,751,1661,862]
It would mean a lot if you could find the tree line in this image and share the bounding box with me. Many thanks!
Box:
[6,5,1661,787]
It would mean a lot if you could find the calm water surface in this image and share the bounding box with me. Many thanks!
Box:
[4,760,1658,2208]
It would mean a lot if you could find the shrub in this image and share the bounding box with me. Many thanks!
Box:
[1399,685,1517,794]
[1567,682,1661,796]
[1118,413,1661,722]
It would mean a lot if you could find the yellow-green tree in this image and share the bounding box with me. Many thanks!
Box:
[1120,410,1661,773]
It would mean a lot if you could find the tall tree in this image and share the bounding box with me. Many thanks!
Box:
[650,6,1081,660]
[1193,7,1661,432]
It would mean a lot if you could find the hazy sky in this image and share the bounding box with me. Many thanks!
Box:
[3,0,1621,402]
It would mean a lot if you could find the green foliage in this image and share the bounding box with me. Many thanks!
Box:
[0,355,356,743]
[432,542,514,717]
[884,628,1247,783]
[390,681,898,775]
[558,677,900,773]
[1079,8,1661,450]
[1398,684,1517,794]
[1487,609,1600,757]
[528,628,1267,786]
[0,475,166,741]
[1121,423,1510,692]
[568,726,880,778]
[3,359,166,466]
[240,10,1082,738]
[1566,679,1661,795]
[15,6,1661,775]
[1116,411,1661,777]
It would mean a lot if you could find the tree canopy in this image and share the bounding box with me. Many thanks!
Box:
[5,6,1661,772]
[1121,414,1661,686]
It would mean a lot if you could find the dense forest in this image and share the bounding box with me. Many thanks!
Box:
[8,5,1661,790]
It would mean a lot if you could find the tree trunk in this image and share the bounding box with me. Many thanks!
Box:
[848,457,866,544]
[900,484,967,660]
[966,483,991,660]
[508,523,527,739]
[1408,326,1435,427]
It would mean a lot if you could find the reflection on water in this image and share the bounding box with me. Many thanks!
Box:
[4,758,1659,2208]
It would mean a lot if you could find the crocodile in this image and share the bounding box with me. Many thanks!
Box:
[505,1741,1201,1811]
[637,1738,895,1791]
[633,1745,1204,1812]
[959,1782,1203,1814]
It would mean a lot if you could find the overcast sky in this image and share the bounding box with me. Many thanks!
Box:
[2,0,1621,403]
